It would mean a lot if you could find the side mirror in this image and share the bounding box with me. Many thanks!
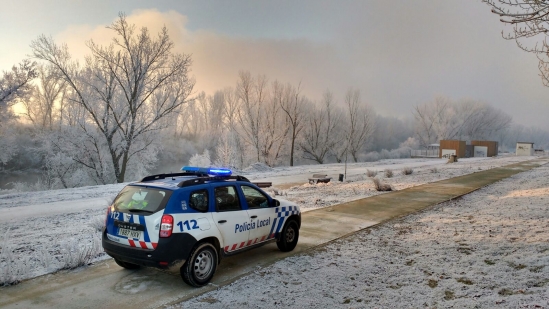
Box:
[271,199,281,207]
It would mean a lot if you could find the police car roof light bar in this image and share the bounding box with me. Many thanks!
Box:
[181,166,233,177]
[140,172,208,182]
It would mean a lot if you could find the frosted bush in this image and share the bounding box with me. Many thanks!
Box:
[380,149,391,159]
[399,137,419,149]
[364,152,380,162]
[10,178,51,192]
[391,147,411,158]
[0,229,31,286]
[58,234,103,270]
[88,215,105,232]
[402,167,414,175]
[37,247,54,272]
[188,149,211,167]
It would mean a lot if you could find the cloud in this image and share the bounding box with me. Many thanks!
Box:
[53,9,344,103]
[49,6,549,130]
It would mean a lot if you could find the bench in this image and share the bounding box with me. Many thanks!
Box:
[252,182,272,188]
[308,174,332,184]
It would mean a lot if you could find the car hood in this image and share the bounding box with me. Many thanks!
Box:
[275,198,297,208]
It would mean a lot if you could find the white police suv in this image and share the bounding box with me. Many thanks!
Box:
[102,167,301,287]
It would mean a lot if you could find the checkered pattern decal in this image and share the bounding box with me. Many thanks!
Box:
[224,234,270,252]
[269,206,300,239]
[223,206,300,252]
[106,233,158,249]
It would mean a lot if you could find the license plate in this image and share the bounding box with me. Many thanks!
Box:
[118,228,142,239]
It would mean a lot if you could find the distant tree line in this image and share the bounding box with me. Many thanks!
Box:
[0,13,547,190]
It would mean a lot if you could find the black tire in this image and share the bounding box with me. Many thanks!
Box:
[114,259,140,270]
[276,219,299,252]
[180,242,218,287]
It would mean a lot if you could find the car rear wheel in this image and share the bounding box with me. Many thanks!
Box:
[180,242,218,287]
[114,259,140,270]
[276,219,299,252]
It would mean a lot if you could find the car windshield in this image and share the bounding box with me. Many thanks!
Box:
[113,186,172,214]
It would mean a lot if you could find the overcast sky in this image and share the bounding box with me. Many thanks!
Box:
[2,0,549,130]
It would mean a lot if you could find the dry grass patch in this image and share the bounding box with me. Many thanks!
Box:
[372,178,392,191]
[402,167,413,175]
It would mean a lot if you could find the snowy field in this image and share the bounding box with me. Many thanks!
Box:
[0,155,542,289]
[175,157,549,308]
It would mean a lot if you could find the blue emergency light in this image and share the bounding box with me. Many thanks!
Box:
[181,166,233,177]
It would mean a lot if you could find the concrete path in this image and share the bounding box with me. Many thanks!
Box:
[1,158,546,309]
[300,158,548,246]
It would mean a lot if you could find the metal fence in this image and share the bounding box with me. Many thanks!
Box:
[411,149,439,158]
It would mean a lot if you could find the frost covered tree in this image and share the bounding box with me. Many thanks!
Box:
[372,115,415,152]
[0,60,37,165]
[21,64,67,130]
[41,124,113,187]
[279,82,307,166]
[31,13,194,183]
[300,90,341,164]
[236,71,267,163]
[413,97,512,148]
[214,131,241,169]
[484,0,549,86]
[343,88,376,162]
[189,149,211,167]
[0,60,37,121]
[259,80,289,167]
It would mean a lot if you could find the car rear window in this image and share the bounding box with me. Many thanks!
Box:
[113,186,172,214]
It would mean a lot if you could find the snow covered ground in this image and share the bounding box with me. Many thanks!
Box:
[174,157,549,308]
[0,155,542,290]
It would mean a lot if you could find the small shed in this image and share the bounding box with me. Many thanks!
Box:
[516,142,534,156]
[471,140,498,157]
[439,140,466,159]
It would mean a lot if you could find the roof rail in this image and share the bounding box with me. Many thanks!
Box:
[140,172,208,182]
[177,175,250,187]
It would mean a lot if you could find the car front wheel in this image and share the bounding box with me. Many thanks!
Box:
[180,242,218,287]
[277,219,299,252]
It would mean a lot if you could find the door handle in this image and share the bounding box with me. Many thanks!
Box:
[218,220,227,223]
[250,215,257,219]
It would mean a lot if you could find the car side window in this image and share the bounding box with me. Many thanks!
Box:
[214,185,241,211]
[189,189,209,212]
[241,185,269,209]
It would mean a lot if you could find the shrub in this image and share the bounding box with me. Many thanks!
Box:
[364,152,380,162]
[58,234,103,270]
[372,178,392,191]
[0,228,30,286]
[88,216,105,232]
[402,167,413,175]
[366,169,377,177]
[188,149,211,167]
[384,169,394,178]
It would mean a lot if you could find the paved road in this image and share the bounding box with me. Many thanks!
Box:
[1,158,546,309]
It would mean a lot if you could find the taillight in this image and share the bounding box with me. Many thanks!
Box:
[160,215,173,238]
[105,206,111,226]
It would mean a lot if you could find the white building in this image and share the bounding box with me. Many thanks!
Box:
[516,142,534,156]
